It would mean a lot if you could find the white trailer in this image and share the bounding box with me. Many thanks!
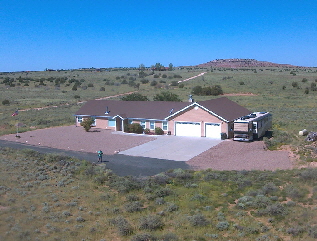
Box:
[233,112,272,141]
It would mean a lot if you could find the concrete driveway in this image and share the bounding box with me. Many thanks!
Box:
[119,135,222,161]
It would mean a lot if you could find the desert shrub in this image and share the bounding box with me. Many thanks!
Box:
[108,176,143,193]
[165,203,179,212]
[155,197,165,205]
[126,194,140,202]
[309,225,317,238]
[76,216,85,222]
[154,187,173,197]
[191,194,207,202]
[299,168,317,181]
[139,215,163,231]
[87,83,94,87]
[99,87,105,91]
[2,99,10,105]
[239,81,245,85]
[216,221,229,231]
[286,226,306,236]
[122,93,149,101]
[155,127,164,135]
[173,74,182,78]
[188,214,209,227]
[284,185,306,199]
[124,201,143,213]
[140,78,149,84]
[262,182,278,194]
[110,216,133,236]
[264,203,288,216]
[291,81,298,88]
[150,173,171,185]
[179,83,184,88]
[128,123,144,134]
[159,233,178,240]
[252,195,272,208]
[170,81,178,86]
[131,232,155,241]
[263,130,292,150]
[151,80,158,86]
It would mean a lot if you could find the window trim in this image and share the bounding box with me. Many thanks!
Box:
[162,121,168,131]
[150,121,155,130]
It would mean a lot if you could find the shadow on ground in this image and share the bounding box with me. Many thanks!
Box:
[0,140,190,176]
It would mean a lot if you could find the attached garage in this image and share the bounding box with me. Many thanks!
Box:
[175,122,201,137]
[205,123,221,139]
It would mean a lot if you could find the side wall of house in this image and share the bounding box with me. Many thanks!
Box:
[168,106,228,136]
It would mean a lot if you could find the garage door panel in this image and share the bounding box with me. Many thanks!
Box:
[175,122,201,137]
[205,123,221,139]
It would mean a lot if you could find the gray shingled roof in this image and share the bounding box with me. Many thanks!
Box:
[75,97,251,121]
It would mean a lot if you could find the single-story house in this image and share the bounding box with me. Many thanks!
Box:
[75,97,251,139]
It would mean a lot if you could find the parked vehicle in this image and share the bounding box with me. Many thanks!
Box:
[233,112,272,141]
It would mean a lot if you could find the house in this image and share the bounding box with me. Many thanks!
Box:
[75,97,251,139]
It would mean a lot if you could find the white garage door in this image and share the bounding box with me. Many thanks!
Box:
[205,123,221,139]
[175,122,201,137]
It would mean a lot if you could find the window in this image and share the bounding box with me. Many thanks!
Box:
[77,117,82,123]
[162,121,168,131]
[140,120,146,129]
[108,118,115,127]
[150,121,155,130]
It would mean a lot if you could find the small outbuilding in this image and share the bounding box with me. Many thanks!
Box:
[75,97,251,139]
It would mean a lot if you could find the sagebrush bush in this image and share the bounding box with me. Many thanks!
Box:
[139,215,164,231]
[131,232,155,241]
[124,201,143,213]
[216,221,229,231]
[110,215,133,236]
[188,214,209,227]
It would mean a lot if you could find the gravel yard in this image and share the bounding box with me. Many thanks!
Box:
[0,125,293,171]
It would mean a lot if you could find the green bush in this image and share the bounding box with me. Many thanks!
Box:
[128,123,144,134]
[80,117,94,132]
[155,127,164,135]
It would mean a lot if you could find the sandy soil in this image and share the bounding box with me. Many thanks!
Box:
[0,125,294,171]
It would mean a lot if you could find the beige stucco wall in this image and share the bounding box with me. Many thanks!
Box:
[168,106,228,136]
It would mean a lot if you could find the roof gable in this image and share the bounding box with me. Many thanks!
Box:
[197,97,251,121]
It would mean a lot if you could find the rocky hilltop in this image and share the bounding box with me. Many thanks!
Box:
[197,59,298,68]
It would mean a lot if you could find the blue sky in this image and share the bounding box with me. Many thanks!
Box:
[1,0,317,71]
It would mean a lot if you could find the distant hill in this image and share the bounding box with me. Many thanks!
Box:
[196,58,300,68]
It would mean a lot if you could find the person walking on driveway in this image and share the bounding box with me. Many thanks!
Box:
[97,150,103,162]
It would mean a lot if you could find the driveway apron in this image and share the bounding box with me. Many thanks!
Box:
[119,135,222,161]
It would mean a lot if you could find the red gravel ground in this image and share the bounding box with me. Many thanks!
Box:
[0,125,293,171]
[0,125,155,155]
[187,140,293,171]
